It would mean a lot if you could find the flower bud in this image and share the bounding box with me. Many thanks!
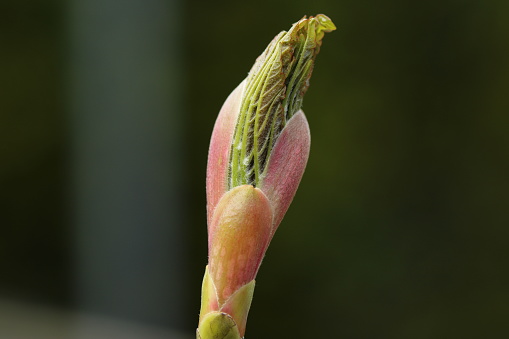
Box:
[199,14,335,339]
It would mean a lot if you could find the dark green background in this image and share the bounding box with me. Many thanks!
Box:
[1,0,508,338]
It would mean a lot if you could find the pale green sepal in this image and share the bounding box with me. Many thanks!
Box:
[220,280,255,337]
[199,266,219,324]
[197,312,242,339]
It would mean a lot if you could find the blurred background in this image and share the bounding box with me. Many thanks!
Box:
[1,0,508,338]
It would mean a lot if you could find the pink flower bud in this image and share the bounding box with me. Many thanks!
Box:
[198,14,335,339]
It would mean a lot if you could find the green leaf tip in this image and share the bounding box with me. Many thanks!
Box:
[229,14,336,189]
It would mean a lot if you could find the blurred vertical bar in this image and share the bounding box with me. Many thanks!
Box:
[69,0,184,330]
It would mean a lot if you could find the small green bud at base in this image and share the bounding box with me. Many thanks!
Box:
[198,265,256,338]
[197,312,241,339]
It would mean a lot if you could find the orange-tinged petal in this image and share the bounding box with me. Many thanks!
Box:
[208,185,272,304]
